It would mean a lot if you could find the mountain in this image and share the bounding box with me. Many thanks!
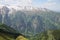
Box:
[0,6,60,35]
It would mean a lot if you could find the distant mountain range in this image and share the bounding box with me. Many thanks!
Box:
[0,6,60,35]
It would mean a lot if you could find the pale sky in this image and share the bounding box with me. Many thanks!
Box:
[0,0,60,12]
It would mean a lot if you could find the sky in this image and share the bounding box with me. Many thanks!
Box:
[0,0,60,12]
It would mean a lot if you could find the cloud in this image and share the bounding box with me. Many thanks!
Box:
[0,0,32,6]
[47,0,52,2]
[41,2,56,8]
[40,1,60,12]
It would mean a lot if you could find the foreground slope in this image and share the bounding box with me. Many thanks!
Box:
[31,30,60,40]
[0,23,27,40]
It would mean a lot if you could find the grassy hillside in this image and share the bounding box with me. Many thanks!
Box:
[30,30,60,40]
[0,33,15,40]
[0,23,28,40]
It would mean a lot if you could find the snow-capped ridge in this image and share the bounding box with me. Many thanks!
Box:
[0,5,49,12]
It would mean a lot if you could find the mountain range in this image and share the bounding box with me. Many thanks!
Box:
[0,6,60,35]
